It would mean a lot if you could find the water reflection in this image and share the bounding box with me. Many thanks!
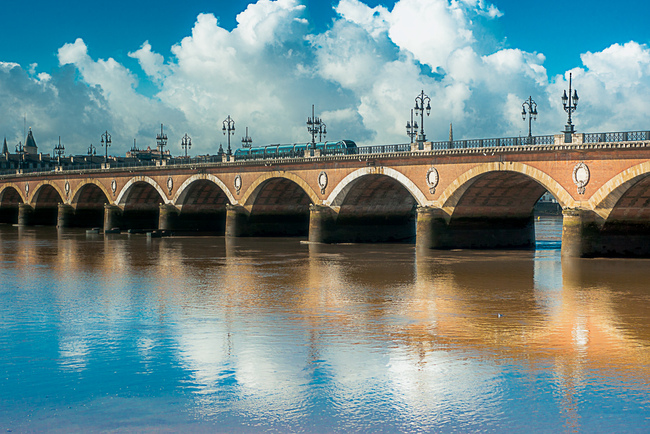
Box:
[0,222,649,431]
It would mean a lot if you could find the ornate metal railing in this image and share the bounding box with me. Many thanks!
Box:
[357,144,410,154]
[583,131,650,143]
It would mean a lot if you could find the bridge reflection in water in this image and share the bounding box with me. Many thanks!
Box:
[0,221,648,431]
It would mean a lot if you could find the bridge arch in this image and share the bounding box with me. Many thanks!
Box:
[171,174,234,233]
[29,180,66,206]
[173,173,235,206]
[116,176,168,206]
[0,183,27,204]
[589,161,650,221]
[325,167,428,207]
[70,179,113,207]
[0,184,25,224]
[238,171,318,237]
[437,162,575,214]
[242,171,319,206]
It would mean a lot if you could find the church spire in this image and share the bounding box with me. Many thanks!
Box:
[2,137,8,156]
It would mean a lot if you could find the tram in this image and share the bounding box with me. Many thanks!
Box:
[233,140,357,160]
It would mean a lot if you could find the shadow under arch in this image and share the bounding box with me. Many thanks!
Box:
[239,171,317,237]
[429,162,572,250]
[69,180,112,228]
[70,179,113,207]
[173,173,236,206]
[117,177,166,231]
[30,181,66,226]
[116,176,168,206]
[241,171,320,207]
[0,184,24,224]
[437,162,574,214]
[323,168,423,243]
[325,167,428,207]
[172,174,233,234]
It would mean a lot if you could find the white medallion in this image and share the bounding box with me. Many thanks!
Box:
[111,180,117,195]
[167,177,173,193]
[426,167,439,194]
[572,162,590,195]
[318,171,328,194]
[234,175,242,193]
[64,181,70,196]
[25,183,29,195]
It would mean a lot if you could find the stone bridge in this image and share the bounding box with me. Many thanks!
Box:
[2,132,650,257]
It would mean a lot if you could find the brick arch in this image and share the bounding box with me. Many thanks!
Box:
[29,180,66,206]
[0,183,27,204]
[70,179,113,207]
[325,167,428,207]
[116,176,169,206]
[589,161,650,220]
[172,173,235,206]
[241,171,319,206]
[437,162,575,214]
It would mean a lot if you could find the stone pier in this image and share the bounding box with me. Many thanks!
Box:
[57,204,75,228]
[104,204,122,232]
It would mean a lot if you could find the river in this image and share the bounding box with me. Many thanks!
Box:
[1,216,649,432]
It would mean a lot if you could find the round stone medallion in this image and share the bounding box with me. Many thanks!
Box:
[572,162,590,194]
[426,167,439,193]
[234,175,242,193]
[318,171,328,194]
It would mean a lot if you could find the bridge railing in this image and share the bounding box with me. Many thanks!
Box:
[356,144,410,154]
[2,130,650,177]
[583,131,650,143]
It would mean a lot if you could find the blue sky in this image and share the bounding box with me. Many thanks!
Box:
[1,0,650,155]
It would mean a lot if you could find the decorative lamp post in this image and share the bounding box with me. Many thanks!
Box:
[101,130,111,162]
[15,141,24,170]
[318,122,327,143]
[306,105,324,149]
[181,133,192,158]
[156,123,168,161]
[406,108,418,143]
[521,96,538,144]
[241,127,252,148]
[88,143,96,156]
[222,115,235,156]
[562,72,579,143]
[414,90,431,143]
[53,136,65,165]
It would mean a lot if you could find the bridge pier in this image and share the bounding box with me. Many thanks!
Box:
[416,206,535,250]
[225,204,250,237]
[308,205,338,243]
[17,204,33,226]
[562,208,650,257]
[416,206,450,249]
[159,204,179,231]
[104,204,122,232]
[57,204,75,228]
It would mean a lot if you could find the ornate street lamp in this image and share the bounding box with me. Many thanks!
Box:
[222,115,235,156]
[406,108,418,143]
[306,105,324,149]
[318,122,327,143]
[521,96,538,144]
[562,72,579,143]
[15,141,24,170]
[414,90,431,143]
[100,130,111,162]
[53,136,65,165]
[241,127,252,148]
[181,133,192,158]
[156,123,168,161]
